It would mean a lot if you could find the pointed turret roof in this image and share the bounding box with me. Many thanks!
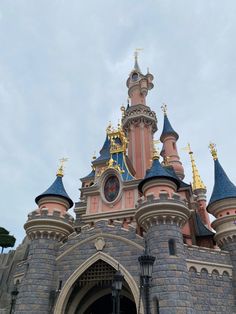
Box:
[160,113,179,142]
[92,135,111,165]
[209,158,236,205]
[134,53,141,73]
[138,157,180,192]
[208,143,236,205]
[35,173,73,208]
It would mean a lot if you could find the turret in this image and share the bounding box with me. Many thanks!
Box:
[160,104,185,180]
[207,143,236,247]
[186,143,211,229]
[135,149,193,313]
[15,161,74,313]
[122,53,157,178]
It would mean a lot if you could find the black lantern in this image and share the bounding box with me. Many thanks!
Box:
[138,241,155,314]
[113,270,123,291]
[10,285,19,314]
[112,267,124,314]
[138,252,155,278]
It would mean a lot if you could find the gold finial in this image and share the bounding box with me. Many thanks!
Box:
[57,157,68,177]
[153,140,160,160]
[161,103,167,116]
[209,142,218,160]
[183,143,206,191]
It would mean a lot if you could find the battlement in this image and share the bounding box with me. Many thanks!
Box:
[135,191,190,230]
[136,191,187,209]
[25,208,74,241]
[27,208,74,225]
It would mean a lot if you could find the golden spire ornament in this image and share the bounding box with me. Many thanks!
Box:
[183,143,206,191]
[152,140,160,160]
[161,103,167,116]
[57,157,68,177]
[209,142,218,160]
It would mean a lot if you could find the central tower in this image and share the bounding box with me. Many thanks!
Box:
[122,53,157,178]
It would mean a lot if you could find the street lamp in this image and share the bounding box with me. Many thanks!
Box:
[10,284,19,314]
[138,241,155,314]
[112,266,124,314]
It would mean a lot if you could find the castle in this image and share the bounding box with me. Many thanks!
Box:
[1,55,236,314]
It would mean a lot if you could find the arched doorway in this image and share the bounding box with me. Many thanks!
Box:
[65,260,137,314]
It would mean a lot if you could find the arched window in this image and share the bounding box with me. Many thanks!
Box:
[168,239,176,255]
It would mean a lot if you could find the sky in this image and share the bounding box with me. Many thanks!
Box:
[0,0,236,248]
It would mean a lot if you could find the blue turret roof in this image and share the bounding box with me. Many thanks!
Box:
[208,159,236,205]
[138,158,180,192]
[35,175,73,208]
[81,169,95,181]
[93,135,111,165]
[160,114,179,142]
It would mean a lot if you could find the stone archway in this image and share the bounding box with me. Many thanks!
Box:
[54,252,143,314]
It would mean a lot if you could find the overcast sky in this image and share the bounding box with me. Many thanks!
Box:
[1,1,236,248]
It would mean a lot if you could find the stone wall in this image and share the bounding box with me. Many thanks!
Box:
[189,267,235,313]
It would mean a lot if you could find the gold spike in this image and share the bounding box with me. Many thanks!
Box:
[184,143,206,191]
[209,142,218,160]
[57,157,68,177]
[161,103,167,116]
[153,140,160,160]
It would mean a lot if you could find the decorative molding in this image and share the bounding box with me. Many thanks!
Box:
[94,237,105,251]
[187,259,232,277]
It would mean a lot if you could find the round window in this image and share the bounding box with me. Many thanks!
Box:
[104,175,120,202]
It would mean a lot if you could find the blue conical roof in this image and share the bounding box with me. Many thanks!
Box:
[209,159,236,205]
[138,158,180,192]
[35,175,73,208]
[160,114,179,142]
[92,135,111,165]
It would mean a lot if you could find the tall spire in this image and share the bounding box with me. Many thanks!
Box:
[160,104,184,180]
[134,49,142,73]
[208,143,236,205]
[185,144,206,191]
[160,104,179,141]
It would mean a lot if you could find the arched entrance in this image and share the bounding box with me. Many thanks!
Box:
[65,260,137,314]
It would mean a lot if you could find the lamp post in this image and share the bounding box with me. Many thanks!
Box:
[138,241,155,314]
[10,284,19,314]
[112,267,124,314]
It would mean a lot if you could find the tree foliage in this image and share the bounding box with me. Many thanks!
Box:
[0,227,16,253]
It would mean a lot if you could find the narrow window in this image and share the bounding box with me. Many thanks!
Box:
[168,239,176,255]
[156,299,160,314]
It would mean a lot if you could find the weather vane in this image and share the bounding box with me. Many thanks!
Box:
[161,103,168,115]
[209,142,218,160]
[57,157,68,176]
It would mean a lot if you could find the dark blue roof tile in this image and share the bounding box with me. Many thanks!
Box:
[138,158,180,192]
[209,159,236,205]
[160,115,179,142]
[35,175,73,208]
[81,169,95,181]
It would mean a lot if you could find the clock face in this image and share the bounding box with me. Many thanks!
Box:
[104,175,120,202]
